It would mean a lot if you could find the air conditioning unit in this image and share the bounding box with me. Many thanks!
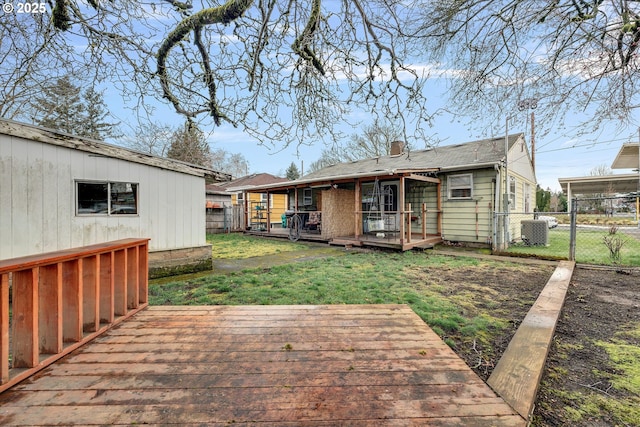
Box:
[521,220,549,246]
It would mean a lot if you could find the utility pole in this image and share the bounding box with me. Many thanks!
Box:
[530,112,535,174]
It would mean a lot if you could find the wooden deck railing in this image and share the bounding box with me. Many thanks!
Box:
[0,238,149,393]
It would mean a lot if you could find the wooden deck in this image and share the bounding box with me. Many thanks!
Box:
[0,305,524,426]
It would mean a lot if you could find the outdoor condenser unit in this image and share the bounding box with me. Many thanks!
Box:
[520,220,549,246]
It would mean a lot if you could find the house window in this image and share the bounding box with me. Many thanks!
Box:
[448,174,473,199]
[382,184,397,212]
[303,188,312,206]
[509,176,516,210]
[76,181,138,215]
[237,192,244,201]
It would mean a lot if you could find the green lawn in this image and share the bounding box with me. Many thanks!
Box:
[150,247,551,351]
[507,228,640,266]
[209,233,309,259]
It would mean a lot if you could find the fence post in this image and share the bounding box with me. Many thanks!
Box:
[569,198,577,261]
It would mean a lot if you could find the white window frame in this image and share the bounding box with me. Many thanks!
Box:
[303,188,312,206]
[524,182,531,212]
[509,176,517,210]
[447,173,473,200]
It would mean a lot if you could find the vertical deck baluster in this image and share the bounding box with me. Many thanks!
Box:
[126,246,139,310]
[99,252,114,325]
[1,274,9,383]
[82,255,100,333]
[113,249,127,317]
[62,260,83,343]
[12,268,39,368]
[38,264,62,354]
[138,243,148,305]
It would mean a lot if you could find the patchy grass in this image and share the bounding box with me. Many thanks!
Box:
[209,233,308,259]
[595,324,640,396]
[507,228,640,266]
[150,251,550,357]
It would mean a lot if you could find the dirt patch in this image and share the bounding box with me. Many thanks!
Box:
[434,261,640,425]
[531,267,640,426]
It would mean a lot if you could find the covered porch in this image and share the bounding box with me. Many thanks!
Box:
[245,172,444,251]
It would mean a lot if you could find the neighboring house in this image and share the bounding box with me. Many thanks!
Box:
[248,135,536,251]
[218,173,289,231]
[0,119,231,277]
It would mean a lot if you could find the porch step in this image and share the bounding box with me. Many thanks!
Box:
[329,238,363,247]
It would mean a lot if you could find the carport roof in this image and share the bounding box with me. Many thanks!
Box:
[558,174,640,195]
[558,142,640,195]
[611,143,640,169]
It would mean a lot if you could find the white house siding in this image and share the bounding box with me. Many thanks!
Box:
[440,169,496,243]
[0,133,205,260]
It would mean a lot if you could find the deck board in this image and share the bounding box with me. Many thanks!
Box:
[0,304,525,426]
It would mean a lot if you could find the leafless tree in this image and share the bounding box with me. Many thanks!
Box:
[308,120,407,172]
[2,1,433,148]
[128,122,176,157]
[419,0,640,136]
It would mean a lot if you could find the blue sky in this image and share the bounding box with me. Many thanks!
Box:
[91,1,640,193]
[106,79,639,193]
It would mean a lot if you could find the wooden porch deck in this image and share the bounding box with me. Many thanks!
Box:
[246,226,443,250]
[0,304,524,426]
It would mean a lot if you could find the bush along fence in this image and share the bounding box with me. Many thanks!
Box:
[497,197,640,267]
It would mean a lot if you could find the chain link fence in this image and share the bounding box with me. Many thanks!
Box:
[498,196,640,267]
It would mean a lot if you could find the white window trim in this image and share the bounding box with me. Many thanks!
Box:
[509,176,517,210]
[447,173,473,200]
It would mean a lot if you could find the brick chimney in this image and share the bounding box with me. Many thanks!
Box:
[390,140,405,156]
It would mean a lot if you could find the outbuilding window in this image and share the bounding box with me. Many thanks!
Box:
[448,174,473,199]
[76,181,138,215]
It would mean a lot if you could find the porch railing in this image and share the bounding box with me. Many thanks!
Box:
[0,238,149,393]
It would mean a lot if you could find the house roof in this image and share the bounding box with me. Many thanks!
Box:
[250,134,523,191]
[205,184,231,195]
[218,173,288,191]
[611,143,640,170]
[0,118,232,182]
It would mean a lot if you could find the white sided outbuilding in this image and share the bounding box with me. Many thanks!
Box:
[0,119,230,276]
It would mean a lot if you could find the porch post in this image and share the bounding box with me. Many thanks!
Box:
[355,179,361,239]
[399,176,406,245]
[437,181,442,235]
[406,203,412,244]
[422,202,427,239]
[266,191,271,233]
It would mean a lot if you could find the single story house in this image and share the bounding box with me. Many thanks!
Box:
[217,173,289,231]
[0,119,231,277]
[247,134,536,251]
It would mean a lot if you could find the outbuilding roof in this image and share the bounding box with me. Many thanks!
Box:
[0,119,231,182]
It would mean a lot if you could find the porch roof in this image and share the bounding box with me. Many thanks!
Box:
[253,134,522,192]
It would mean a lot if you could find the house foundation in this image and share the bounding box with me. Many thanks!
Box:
[148,245,213,278]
